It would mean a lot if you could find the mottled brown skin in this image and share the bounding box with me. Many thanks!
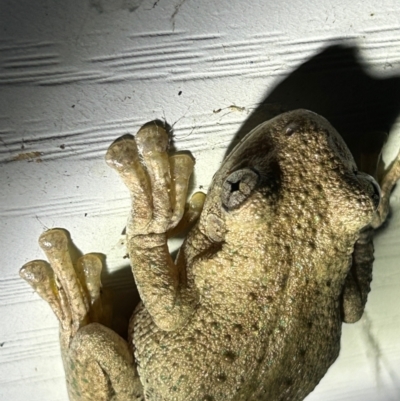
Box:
[20,110,400,401]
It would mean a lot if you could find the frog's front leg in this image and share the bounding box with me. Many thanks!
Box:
[20,229,143,401]
[342,150,400,323]
[106,121,199,331]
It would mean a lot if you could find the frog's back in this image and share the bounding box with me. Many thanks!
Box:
[131,248,347,401]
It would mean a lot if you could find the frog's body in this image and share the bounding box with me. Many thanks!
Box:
[133,251,343,401]
[21,110,400,401]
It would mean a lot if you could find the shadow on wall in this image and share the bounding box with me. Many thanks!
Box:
[227,44,400,174]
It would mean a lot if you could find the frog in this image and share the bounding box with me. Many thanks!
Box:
[20,109,400,401]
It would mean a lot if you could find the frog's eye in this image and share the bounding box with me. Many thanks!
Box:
[221,168,260,210]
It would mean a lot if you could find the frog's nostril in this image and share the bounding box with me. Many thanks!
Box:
[284,122,299,137]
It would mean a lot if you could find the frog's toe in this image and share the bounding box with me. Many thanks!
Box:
[105,132,153,234]
[38,229,89,333]
[380,148,400,196]
[168,191,206,237]
[134,121,176,232]
[20,259,71,329]
[372,149,400,228]
[167,153,195,230]
[75,253,112,328]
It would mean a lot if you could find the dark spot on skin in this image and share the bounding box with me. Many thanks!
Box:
[285,377,294,386]
[211,321,220,330]
[307,241,316,250]
[223,351,236,362]
[71,104,75,108]
[248,292,257,301]
[307,321,313,328]
[299,349,306,357]
[60,144,65,149]
[216,373,227,382]
[178,91,182,95]
[326,280,331,287]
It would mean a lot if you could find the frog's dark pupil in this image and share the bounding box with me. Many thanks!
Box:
[229,180,240,193]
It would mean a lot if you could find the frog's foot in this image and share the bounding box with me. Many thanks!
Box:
[20,229,110,339]
[105,121,200,330]
[20,229,143,401]
[105,121,199,237]
[371,149,400,228]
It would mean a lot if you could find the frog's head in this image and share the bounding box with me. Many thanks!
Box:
[198,109,380,249]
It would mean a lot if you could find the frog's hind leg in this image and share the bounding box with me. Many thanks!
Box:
[371,148,400,228]
[67,323,144,401]
[20,229,143,401]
